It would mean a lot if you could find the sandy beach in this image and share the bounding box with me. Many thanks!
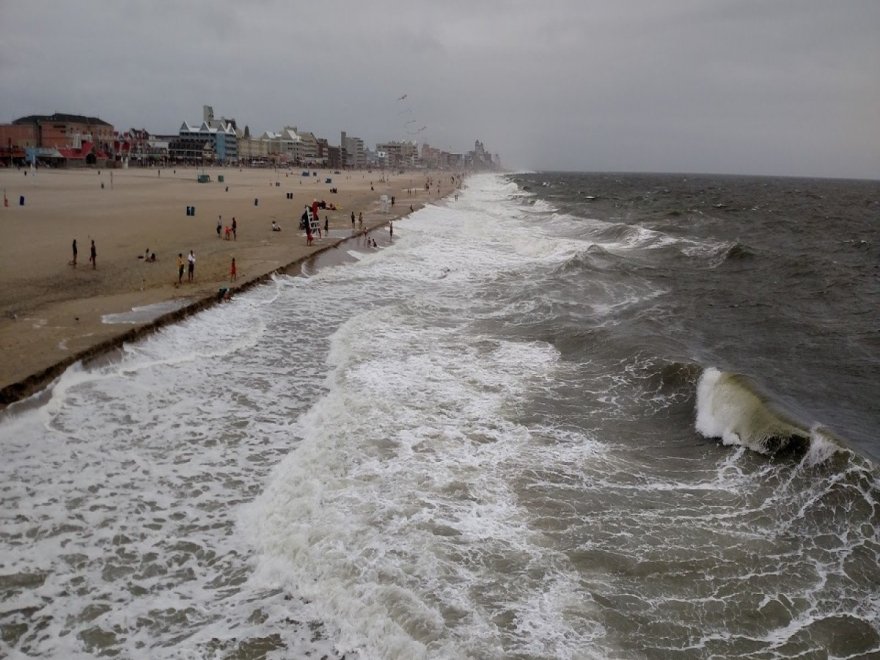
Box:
[0,165,450,404]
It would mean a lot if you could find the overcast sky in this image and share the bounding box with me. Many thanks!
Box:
[1,0,878,178]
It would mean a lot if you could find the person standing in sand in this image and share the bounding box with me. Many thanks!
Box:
[177,253,185,284]
[232,217,237,241]
[71,239,77,267]
[187,250,195,282]
[230,257,237,282]
[89,240,96,269]
[351,211,355,229]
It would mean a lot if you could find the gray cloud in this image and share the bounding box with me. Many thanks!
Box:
[1,0,877,177]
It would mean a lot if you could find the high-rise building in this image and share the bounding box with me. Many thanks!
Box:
[340,131,365,168]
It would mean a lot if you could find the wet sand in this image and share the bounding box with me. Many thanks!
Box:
[0,165,450,404]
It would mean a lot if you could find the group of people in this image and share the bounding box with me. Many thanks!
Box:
[217,216,237,241]
[360,221,392,249]
[68,191,404,297]
[177,250,196,284]
[71,238,97,269]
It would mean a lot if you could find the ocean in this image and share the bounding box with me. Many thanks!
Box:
[1,172,878,659]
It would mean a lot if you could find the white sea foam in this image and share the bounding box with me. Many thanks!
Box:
[101,299,189,324]
[237,175,619,658]
[247,310,605,657]
[804,425,846,466]
[0,284,344,657]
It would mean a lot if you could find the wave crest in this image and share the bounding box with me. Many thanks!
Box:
[695,367,812,455]
[724,242,755,261]
[555,245,617,274]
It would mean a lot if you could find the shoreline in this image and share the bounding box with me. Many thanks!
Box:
[0,234,337,407]
[1,166,460,408]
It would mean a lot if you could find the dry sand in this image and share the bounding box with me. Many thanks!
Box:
[0,165,450,404]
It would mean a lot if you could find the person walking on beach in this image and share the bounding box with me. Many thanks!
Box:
[187,250,195,282]
[216,219,222,238]
[324,216,329,234]
[389,221,393,239]
[358,211,363,228]
[351,211,355,229]
[232,217,237,241]
[177,253,185,284]
[89,240,96,269]
[230,257,237,282]
[71,239,77,267]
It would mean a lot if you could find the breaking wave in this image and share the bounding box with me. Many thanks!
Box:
[695,367,819,456]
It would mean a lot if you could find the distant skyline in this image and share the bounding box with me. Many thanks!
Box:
[1,0,878,179]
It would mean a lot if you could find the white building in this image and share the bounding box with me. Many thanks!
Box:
[175,120,238,163]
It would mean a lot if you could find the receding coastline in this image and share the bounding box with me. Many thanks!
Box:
[0,165,459,407]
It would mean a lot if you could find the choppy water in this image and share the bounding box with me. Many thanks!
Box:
[1,173,878,659]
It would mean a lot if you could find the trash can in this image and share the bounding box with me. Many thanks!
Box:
[218,175,225,183]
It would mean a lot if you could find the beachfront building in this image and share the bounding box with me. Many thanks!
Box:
[115,128,169,165]
[420,143,456,170]
[0,113,115,166]
[0,122,34,165]
[376,140,419,169]
[468,139,495,169]
[297,131,322,165]
[419,140,499,171]
[325,143,342,169]
[170,121,238,164]
[171,122,238,164]
[236,125,270,165]
[340,131,366,168]
[316,137,338,168]
[168,106,239,164]
[420,143,440,168]
[262,127,302,165]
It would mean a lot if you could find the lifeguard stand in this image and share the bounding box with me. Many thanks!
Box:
[302,208,320,235]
